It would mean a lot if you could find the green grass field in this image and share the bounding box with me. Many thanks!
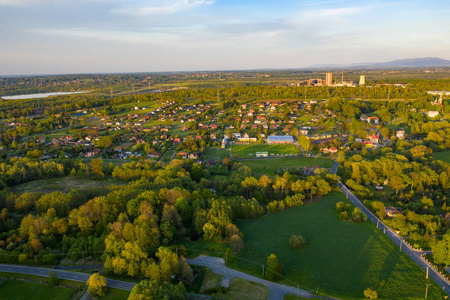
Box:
[98,287,130,300]
[232,192,446,299]
[433,150,450,163]
[199,268,223,293]
[11,177,117,194]
[161,150,175,162]
[240,157,333,177]
[171,123,196,137]
[204,147,232,161]
[225,277,269,300]
[0,279,75,300]
[232,144,302,158]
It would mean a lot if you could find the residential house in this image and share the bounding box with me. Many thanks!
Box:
[396,129,405,139]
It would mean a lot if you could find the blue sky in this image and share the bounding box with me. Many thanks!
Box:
[0,0,449,75]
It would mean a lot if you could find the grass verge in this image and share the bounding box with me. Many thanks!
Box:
[199,268,223,293]
[0,278,75,300]
[225,277,269,300]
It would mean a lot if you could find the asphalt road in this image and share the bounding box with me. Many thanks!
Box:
[332,161,450,297]
[187,255,335,300]
[0,264,136,291]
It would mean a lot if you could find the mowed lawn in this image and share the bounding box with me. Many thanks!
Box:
[434,150,450,163]
[233,192,446,299]
[204,147,232,161]
[240,157,333,177]
[232,144,302,158]
[0,279,75,300]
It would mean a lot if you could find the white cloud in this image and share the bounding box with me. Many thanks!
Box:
[113,0,214,16]
[297,6,367,22]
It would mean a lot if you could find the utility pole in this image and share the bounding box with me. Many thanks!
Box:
[387,86,391,101]
[262,265,265,277]
[400,240,402,252]
[426,266,429,279]
[425,284,430,299]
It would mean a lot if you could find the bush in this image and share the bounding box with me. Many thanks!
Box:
[266,254,282,281]
[48,270,60,286]
[289,235,307,250]
[364,287,378,299]
[336,201,350,213]
[230,235,244,253]
[339,211,348,220]
[216,286,227,294]
[224,248,234,265]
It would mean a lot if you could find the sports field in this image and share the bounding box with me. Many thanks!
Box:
[204,147,232,161]
[232,144,302,158]
[233,192,446,299]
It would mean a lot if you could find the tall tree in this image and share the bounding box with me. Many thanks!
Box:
[87,273,107,297]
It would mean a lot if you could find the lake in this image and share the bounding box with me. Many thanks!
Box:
[1,91,90,100]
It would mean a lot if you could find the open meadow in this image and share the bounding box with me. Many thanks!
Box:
[232,192,446,299]
[232,144,302,158]
[240,157,333,177]
[11,177,117,194]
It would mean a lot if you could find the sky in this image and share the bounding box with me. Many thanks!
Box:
[0,0,449,75]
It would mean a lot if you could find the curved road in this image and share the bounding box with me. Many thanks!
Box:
[0,264,136,291]
[332,161,450,297]
[187,256,334,300]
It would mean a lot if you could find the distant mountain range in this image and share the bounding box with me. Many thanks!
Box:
[309,57,450,68]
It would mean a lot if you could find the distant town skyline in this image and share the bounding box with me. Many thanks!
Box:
[0,0,449,75]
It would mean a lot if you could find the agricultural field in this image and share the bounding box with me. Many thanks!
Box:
[0,279,75,300]
[433,150,450,163]
[232,144,302,158]
[232,192,446,299]
[240,157,333,177]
